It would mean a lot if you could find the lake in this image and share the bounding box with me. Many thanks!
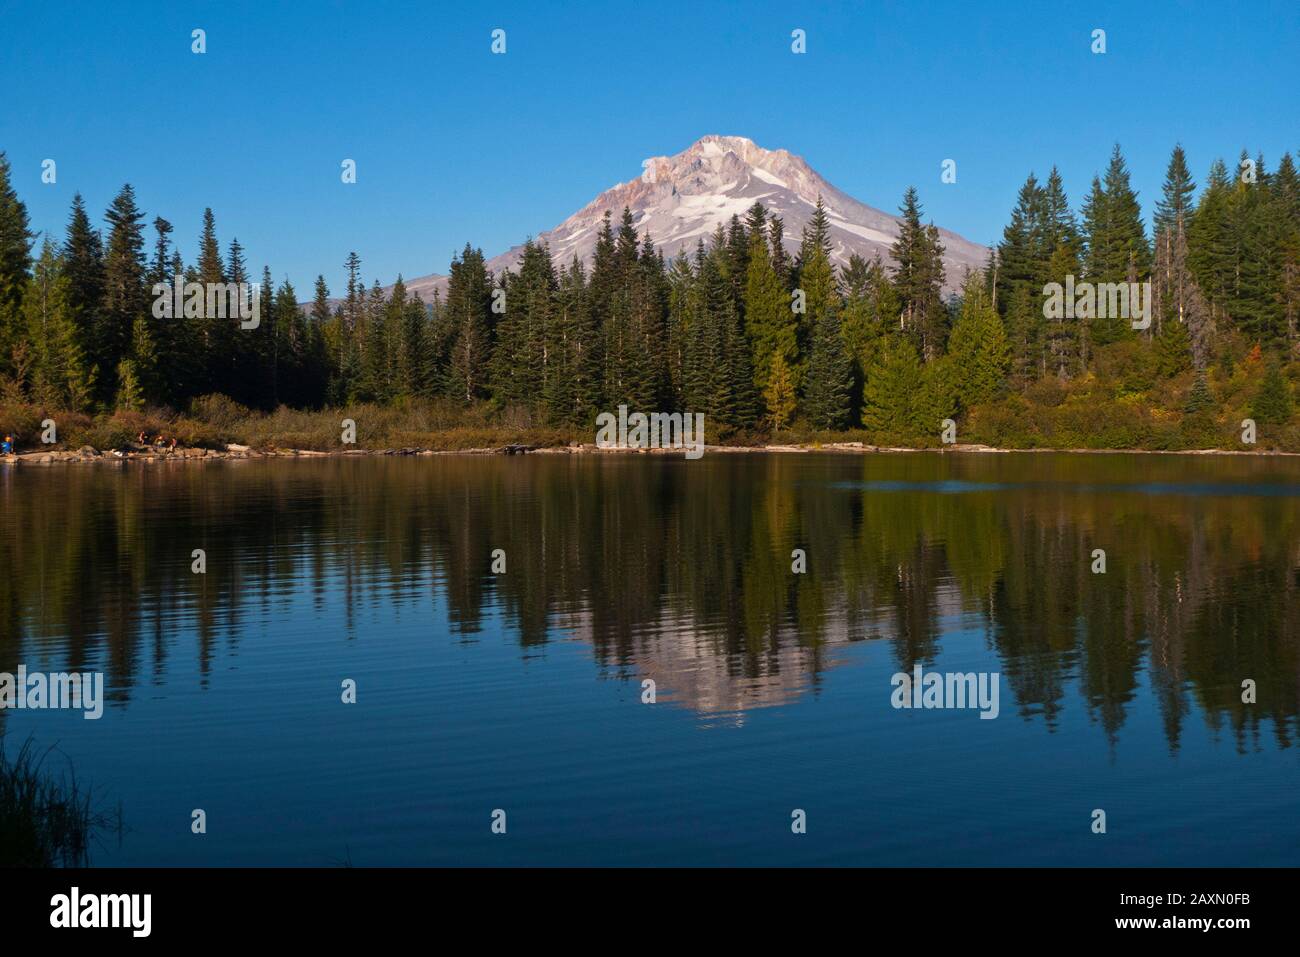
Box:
[1,451,1298,866]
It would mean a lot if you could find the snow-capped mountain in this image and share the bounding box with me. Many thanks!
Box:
[402,134,987,299]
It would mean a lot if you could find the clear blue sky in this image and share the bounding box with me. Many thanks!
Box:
[2,0,1297,294]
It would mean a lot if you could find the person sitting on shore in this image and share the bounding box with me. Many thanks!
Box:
[169,437,178,451]
[137,431,147,446]
[154,434,166,449]
[1,434,13,455]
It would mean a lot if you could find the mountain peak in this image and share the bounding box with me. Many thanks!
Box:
[631,134,820,211]
[401,136,987,301]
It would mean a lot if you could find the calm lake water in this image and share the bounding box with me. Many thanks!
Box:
[2,451,1298,866]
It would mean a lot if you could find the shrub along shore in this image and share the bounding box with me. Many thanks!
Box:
[2,391,1298,461]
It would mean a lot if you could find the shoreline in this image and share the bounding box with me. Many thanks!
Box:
[4,441,1299,465]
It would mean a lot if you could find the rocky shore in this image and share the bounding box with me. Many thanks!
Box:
[3,440,1295,464]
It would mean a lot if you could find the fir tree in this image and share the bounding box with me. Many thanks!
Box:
[768,215,791,290]
[445,244,493,402]
[61,194,105,399]
[1042,167,1079,252]
[23,239,66,405]
[1185,369,1214,413]
[398,292,430,400]
[1222,151,1284,346]
[114,358,144,411]
[129,315,162,405]
[1086,144,1152,283]
[995,174,1048,377]
[101,185,149,400]
[1080,147,1152,347]
[149,216,173,286]
[0,152,33,374]
[890,187,946,360]
[29,240,96,409]
[1153,313,1192,378]
[492,240,556,410]
[862,337,924,436]
[1188,159,1234,324]
[763,351,797,432]
[665,253,693,406]
[548,256,598,424]
[743,216,792,397]
[802,297,852,430]
[1155,145,1197,238]
[947,277,1011,409]
[1250,362,1292,424]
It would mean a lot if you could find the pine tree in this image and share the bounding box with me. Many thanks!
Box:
[743,217,793,397]
[800,196,833,261]
[149,216,173,286]
[995,174,1042,304]
[685,241,756,430]
[145,214,184,403]
[598,211,667,411]
[548,256,599,424]
[1044,240,1082,377]
[1188,159,1234,326]
[1251,361,1292,424]
[445,244,493,402]
[1185,369,1214,413]
[1155,145,1197,238]
[665,253,692,406]
[768,215,791,290]
[1153,196,1213,369]
[1042,167,1079,252]
[492,240,555,409]
[802,296,852,430]
[114,358,144,411]
[1222,151,1284,346]
[358,278,391,402]
[724,214,749,307]
[793,199,835,363]
[995,173,1047,377]
[322,264,352,403]
[273,277,306,406]
[681,243,710,411]
[1153,312,1192,378]
[862,337,924,436]
[723,291,759,430]
[129,315,162,405]
[1088,144,1152,282]
[839,254,896,422]
[255,265,276,407]
[947,277,1011,409]
[311,275,331,325]
[1153,168,1193,332]
[1273,153,1300,354]
[631,234,669,410]
[63,194,105,392]
[891,187,947,360]
[398,292,430,400]
[24,241,96,410]
[223,237,251,402]
[1080,147,1152,346]
[763,351,797,432]
[187,207,225,396]
[197,208,224,281]
[0,152,33,375]
[101,185,149,400]
[23,239,66,405]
